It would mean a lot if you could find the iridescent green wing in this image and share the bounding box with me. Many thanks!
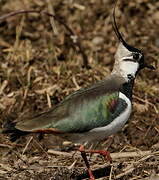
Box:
[15,75,126,133]
[52,92,121,132]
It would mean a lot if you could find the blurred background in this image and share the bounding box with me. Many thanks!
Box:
[0,0,158,179]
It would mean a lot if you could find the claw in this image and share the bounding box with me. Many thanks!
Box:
[79,145,112,162]
[90,150,112,162]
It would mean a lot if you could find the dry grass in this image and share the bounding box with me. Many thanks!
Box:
[0,0,158,179]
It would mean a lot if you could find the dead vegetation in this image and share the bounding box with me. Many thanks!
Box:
[0,0,158,179]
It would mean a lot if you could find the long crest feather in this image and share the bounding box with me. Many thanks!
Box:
[112,1,155,70]
[112,0,141,53]
[112,0,125,44]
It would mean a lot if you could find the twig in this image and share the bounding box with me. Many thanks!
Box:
[0,169,8,174]
[13,149,29,166]
[109,165,113,180]
[73,3,85,11]
[46,165,85,169]
[110,150,151,159]
[133,95,158,114]
[33,138,49,158]
[68,160,77,170]
[47,149,154,159]
[27,66,34,86]
[0,9,89,68]
[115,151,159,179]
[72,76,80,89]
[20,88,28,111]
[47,0,58,35]
[22,136,33,155]
[46,92,52,108]
[48,149,73,157]
[0,143,12,148]
[0,80,8,95]
[115,167,135,179]
[0,163,12,171]
[0,142,24,147]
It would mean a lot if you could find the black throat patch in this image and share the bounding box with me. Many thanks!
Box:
[120,79,135,101]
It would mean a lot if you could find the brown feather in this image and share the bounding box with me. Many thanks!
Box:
[30,128,63,134]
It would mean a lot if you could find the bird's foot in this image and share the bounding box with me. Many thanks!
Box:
[79,145,112,179]
[89,149,112,162]
[79,145,112,162]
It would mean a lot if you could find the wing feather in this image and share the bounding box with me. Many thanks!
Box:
[16,74,126,132]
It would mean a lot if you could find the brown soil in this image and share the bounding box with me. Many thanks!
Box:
[0,0,158,179]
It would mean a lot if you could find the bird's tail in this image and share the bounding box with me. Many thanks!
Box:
[2,120,29,142]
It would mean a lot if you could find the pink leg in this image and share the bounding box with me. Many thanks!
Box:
[79,145,112,180]
[79,145,112,162]
[79,145,95,180]
[88,169,95,180]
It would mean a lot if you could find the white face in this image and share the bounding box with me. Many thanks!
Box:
[120,60,139,79]
[114,43,143,81]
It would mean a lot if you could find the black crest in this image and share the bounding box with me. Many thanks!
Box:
[112,0,155,70]
[112,0,141,53]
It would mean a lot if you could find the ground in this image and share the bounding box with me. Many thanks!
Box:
[0,0,159,179]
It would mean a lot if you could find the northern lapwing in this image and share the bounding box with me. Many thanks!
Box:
[2,1,155,180]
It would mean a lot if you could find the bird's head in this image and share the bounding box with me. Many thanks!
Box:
[112,0,155,81]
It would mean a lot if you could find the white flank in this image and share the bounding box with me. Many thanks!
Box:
[89,92,132,139]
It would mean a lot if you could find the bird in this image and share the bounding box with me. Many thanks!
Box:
[2,1,155,180]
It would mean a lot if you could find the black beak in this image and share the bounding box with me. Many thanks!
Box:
[144,63,155,70]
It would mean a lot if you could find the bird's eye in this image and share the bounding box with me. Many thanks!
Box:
[133,53,140,60]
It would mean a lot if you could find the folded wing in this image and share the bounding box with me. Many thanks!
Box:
[15,74,126,133]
